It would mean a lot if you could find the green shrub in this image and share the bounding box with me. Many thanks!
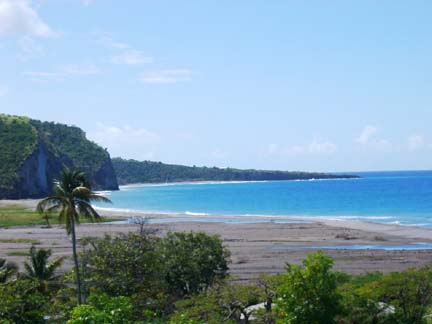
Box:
[66,294,136,324]
[277,251,342,324]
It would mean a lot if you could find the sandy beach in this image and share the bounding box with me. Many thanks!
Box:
[1,200,432,282]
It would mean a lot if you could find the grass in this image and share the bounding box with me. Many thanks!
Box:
[0,238,40,244]
[7,251,31,257]
[0,205,121,227]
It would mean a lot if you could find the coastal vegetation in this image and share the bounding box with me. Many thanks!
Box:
[0,114,118,199]
[37,168,111,304]
[112,158,358,185]
[0,205,117,227]
[1,241,432,323]
[0,113,357,199]
[29,120,110,177]
[0,115,38,189]
[0,163,430,322]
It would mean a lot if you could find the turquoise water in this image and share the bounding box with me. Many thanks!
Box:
[97,171,432,228]
[271,242,432,251]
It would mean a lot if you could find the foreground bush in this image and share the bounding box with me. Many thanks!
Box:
[276,251,342,324]
[339,267,432,324]
[66,294,135,324]
[0,279,50,324]
[80,231,230,316]
[3,237,432,323]
[161,232,230,296]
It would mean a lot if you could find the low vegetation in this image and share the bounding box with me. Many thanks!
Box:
[0,205,118,227]
[0,113,116,197]
[112,158,358,185]
[2,231,432,323]
[0,115,38,189]
[30,119,110,176]
[2,169,426,323]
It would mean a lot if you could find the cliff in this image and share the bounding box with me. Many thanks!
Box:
[0,114,119,199]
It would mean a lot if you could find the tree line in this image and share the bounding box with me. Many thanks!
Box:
[112,158,358,185]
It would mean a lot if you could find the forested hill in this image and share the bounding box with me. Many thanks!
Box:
[112,158,359,185]
[0,113,358,198]
[0,114,118,199]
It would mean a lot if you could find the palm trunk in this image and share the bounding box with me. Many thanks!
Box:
[70,214,82,305]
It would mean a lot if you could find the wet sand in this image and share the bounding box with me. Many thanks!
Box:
[1,201,432,282]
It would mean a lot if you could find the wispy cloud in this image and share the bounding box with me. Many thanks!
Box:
[98,34,153,65]
[139,69,193,84]
[407,134,431,151]
[109,50,152,65]
[98,35,130,49]
[356,125,377,145]
[356,125,393,152]
[0,0,57,37]
[82,0,96,6]
[0,85,8,97]
[88,123,160,157]
[25,64,99,82]
[17,36,44,60]
[268,140,337,156]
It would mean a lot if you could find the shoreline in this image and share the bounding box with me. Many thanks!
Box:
[2,199,432,241]
[116,177,360,189]
[2,199,432,280]
[2,218,432,280]
[94,207,432,242]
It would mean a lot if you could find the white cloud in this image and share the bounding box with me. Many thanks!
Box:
[356,125,393,152]
[98,34,153,66]
[98,35,129,49]
[356,125,377,145]
[25,63,99,82]
[88,123,160,156]
[82,0,95,6]
[268,140,337,156]
[139,69,193,84]
[0,0,57,37]
[18,36,44,58]
[307,140,338,154]
[109,50,152,65]
[408,135,427,151]
[60,64,99,76]
[0,85,8,96]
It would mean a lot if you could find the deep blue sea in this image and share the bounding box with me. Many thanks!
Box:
[97,171,432,228]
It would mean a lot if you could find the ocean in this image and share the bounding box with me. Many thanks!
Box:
[97,170,432,228]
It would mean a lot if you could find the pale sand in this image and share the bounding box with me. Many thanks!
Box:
[1,199,432,282]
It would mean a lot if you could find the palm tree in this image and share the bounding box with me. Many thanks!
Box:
[37,168,111,304]
[0,258,18,284]
[23,246,65,293]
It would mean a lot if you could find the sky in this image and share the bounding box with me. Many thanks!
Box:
[0,0,431,172]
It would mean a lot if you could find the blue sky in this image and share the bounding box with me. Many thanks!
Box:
[1,0,431,172]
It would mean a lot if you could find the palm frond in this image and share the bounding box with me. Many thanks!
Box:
[23,262,35,278]
[76,200,102,221]
[36,196,66,214]
[0,258,18,284]
[89,193,112,204]
[47,256,65,277]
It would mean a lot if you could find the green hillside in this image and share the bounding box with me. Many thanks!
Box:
[112,158,358,185]
[0,114,118,198]
[30,120,109,176]
[0,115,39,189]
